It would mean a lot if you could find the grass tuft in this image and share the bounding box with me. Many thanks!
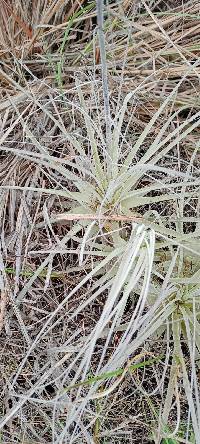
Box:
[1,0,200,443]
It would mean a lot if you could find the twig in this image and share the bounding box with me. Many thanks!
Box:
[0,290,7,334]
[55,213,143,223]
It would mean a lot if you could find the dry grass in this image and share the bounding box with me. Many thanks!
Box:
[0,0,200,443]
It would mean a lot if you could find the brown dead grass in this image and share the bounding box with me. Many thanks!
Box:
[0,0,200,442]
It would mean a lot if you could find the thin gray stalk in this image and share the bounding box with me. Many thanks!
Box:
[96,0,111,152]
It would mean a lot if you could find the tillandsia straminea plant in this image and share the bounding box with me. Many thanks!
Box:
[147,239,200,441]
[0,1,200,442]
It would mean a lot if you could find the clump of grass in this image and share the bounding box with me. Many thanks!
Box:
[1,0,200,443]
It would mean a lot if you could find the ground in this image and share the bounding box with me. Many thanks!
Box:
[0,1,200,443]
